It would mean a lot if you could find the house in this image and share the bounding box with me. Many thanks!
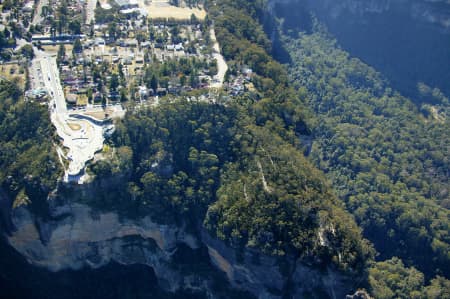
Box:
[124,38,138,47]
[95,38,105,46]
[84,39,94,48]
[182,86,193,93]
[114,0,138,10]
[168,86,181,94]
[66,93,78,105]
[242,67,253,80]
[174,43,184,51]
[141,41,151,48]
[94,24,108,31]
[135,55,144,63]
[22,1,34,13]
[76,57,85,64]
[101,2,112,9]
[108,91,120,100]
[94,92,102,102]
[156,88,167,96]
[25,89,48,101]
[31,34,85,45]
[122,57,132,65]
[138,85,148,98]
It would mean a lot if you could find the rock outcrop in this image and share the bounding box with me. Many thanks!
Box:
[202,230,355,299]
[4,194,357,299]
[7,198,200,292]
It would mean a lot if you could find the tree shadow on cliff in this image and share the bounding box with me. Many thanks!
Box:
[0,236,206,299]
[265,1,313,65]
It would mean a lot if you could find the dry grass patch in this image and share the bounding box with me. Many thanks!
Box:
[0,64,26,89]
[77,95,88,106]
[67,122,82,131]
[42,44,74,54]
[84,109,112,120]
[139,1,206,20]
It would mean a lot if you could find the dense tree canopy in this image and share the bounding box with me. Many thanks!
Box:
[284,22,450,280]
[369,258,450,299]
[74,0,374,279]
[82,99,238,224]
[205,123,373,272]
[0,79,62,209]
[2,0,448,296]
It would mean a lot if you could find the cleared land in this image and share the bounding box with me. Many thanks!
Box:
[84,110,109,120]
[84,106,124,120]
[139,0,206,20]
[76,95,88,106]
[0,64,26,89]
[41,44,73,53]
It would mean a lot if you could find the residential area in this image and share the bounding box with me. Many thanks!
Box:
[0,0,253,183]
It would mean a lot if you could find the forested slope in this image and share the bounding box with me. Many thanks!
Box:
[91,96,373,276]
[273,0,450,102]
[78,0,374,285]
[0,79,62,216]
[205,123,371,272]
[2,0,449,297]
[284,21,450,282]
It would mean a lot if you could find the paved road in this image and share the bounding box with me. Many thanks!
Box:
[36,52,67,114]
[32,0,49,26]
[85,0,96,24]
[209,28,228,88]
[14,38,28,51]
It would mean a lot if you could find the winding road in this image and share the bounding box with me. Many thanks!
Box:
[32,48,105,184]
[209,28,228,89]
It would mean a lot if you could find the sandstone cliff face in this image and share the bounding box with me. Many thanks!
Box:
[270,0,450,30]
[268,0,450,100]
[4,194,355,299]
[322,0,450,30]
[202,230,354,299]
[7,198,201,292]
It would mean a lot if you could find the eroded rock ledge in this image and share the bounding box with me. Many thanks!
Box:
[5,194,356,299]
